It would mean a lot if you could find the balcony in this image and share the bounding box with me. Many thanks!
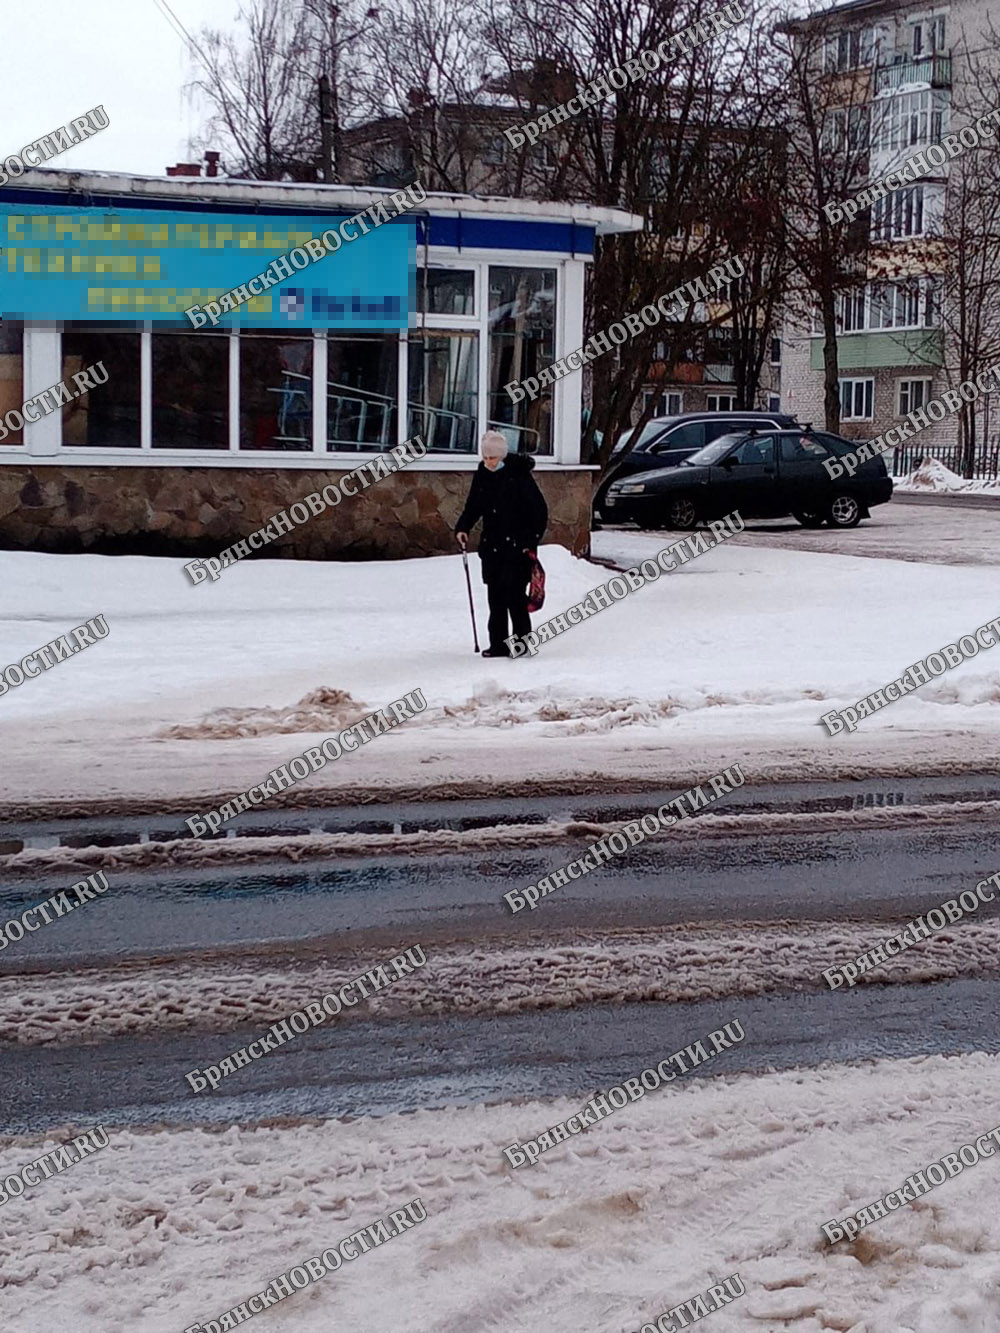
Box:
[809,329,944,371]
[875,53,951,95]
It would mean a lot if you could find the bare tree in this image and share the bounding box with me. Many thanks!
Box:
[189,0,374,181]
[484,0,790,470]
[771,11,876,431]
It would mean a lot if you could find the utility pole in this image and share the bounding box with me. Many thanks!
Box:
[318,73,336,183]
[313,0,379,184]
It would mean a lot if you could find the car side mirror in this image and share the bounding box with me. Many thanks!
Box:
[721,455,737,469]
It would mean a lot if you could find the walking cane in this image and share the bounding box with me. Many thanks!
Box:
[460,542,480,653]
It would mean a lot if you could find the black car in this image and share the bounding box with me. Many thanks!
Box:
[603,428,893,529]
[594,410,801,518]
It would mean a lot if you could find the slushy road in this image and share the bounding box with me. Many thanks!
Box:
[2,792,999,1132]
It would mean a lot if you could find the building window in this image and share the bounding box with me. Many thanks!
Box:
[488,266,556,454]
[152,331,228,450]
[417,268,475,317]
[408,330,478,452]
[872,90,945,153]
[327,333,398,450]
[837,279,938,332]
[62,325,140,448]
[0,321,24,445]
[643,390,682,416]
[897,377,932,415]
[707,394,736,411]
[823,106,870,154]
[240,331,313,452]
[769,394,781,412]
[910,15,946,55]
[869,279,933,329]
[770,338,781,365]
[840,377,874,421]
[872,185,925,240]
[824,27,876,72]
[838,288,867,332]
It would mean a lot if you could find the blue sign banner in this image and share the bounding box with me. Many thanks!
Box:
[0,203,414,327]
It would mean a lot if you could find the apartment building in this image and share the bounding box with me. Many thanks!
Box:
[781,0,1000,464]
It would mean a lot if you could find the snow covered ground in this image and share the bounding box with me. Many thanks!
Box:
[3,1051,1000,1333]
[3,531,1000,808]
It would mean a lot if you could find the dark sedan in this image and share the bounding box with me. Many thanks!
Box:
[593,410,801,518]
[603,428,893,529]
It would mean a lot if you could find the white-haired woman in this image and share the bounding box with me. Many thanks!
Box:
[455,431,548,657]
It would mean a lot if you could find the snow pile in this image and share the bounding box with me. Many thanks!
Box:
[895,457,1000,493]
[5,919,1000,1047]
[159,686,369,741]
[3,1052,1000,1331]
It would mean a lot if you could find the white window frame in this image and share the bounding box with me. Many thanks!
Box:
[644,389,683,416]
[3,249,586,467]
[768,394,781,412]
[824,27,877,73]
[837,277,939,333]
[872,90,946,152]
[871,185,926,240]
[897,377,933,415]
[839,377,875,421]
[706,393,736,412]
[910,14,946,56]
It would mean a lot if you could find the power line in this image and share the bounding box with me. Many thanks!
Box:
[149,0,248,160]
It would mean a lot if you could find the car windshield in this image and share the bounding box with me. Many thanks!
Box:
[685,433,748,465]
[614,420,670,454]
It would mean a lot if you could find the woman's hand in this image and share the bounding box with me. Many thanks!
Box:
[456,531,468,550]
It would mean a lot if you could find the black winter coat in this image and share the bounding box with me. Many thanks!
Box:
[455,454,548,583]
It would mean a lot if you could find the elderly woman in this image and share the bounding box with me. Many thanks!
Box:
[455,431,548,657]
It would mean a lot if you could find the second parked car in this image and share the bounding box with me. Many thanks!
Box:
[603,427,893,529]
[594,410,801,518]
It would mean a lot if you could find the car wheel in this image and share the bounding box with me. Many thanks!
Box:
[827,494,862,528]
[792,510,826,529]
[665,496,698,530]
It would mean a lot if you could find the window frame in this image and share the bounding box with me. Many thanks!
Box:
[897,376,933,415]
[3,251,579,464]
[839,377,875,421]
[706,393,736,412]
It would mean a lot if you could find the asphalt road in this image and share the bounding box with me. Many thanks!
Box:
[598,494,1000,566]
[4,803,999,1132]
[8,979,1000,1133]
[1,812,1000,972]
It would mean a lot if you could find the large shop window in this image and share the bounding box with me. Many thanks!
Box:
[327,333,398,451]
[0,321,24,444]
[152,331,228,450]
[61,325,140,448]
[408,331,478,452]
[240,330,313,451]
[488,266,555,455]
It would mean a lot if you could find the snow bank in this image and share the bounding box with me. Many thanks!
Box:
[3,1052,1000,1331]
[1,800,996,880]
[5,918,1000,1048]
[894,457,1000,494]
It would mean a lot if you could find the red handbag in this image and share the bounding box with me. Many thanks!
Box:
[526,549,546,612]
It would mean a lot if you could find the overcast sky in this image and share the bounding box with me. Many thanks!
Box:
[6,0,240,177]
